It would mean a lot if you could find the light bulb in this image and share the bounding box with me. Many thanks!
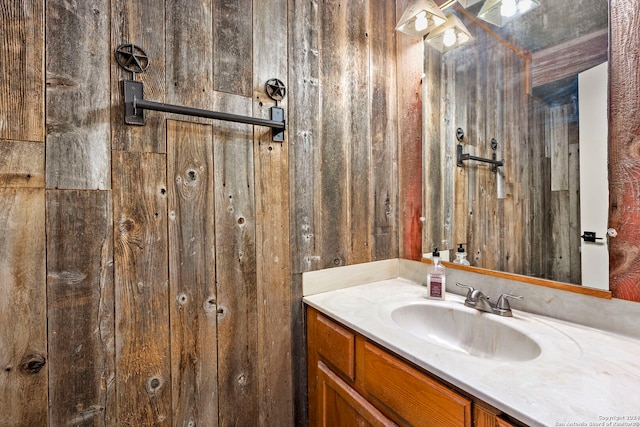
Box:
[518,0,533,13]
[443,28,457,47]
[414,11,429,32]
[500,0,517,17]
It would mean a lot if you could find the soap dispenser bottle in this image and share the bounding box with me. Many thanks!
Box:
[427,248,446,300]
[453,243,471,266]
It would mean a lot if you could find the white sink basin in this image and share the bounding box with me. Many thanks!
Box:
[391,301,542,361]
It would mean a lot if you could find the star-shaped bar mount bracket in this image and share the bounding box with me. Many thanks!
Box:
[115,43,150,80]
[265,78,286,106]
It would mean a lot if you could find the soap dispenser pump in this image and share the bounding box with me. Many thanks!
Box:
[453,243,471,266]
[427,248,446,300]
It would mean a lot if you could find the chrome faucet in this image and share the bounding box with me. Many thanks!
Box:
[455,283,523,317]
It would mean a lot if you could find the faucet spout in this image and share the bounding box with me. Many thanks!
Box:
[456,282,522,317]
[464,290,494,313]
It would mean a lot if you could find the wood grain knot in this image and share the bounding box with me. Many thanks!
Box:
[19,353,46,375]
[237,374,246,385]
[146,376,163,395]
[203,297,217,313]
[177,292,188,306]
[119,217,135,233]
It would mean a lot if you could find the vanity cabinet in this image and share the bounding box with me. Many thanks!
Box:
[307,306,521,427]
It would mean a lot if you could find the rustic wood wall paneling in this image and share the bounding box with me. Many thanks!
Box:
[467,40,483,265]
[288,0,320,274]
[502,48,515,273]
[345,0,372,265]
[46,190,115,426]
[287,0,320,423]
[213,93,258,425]
[166,0,213,111]
[0,188,47,426]
[253,134,293,423]
[609,0,640,301]
[515,48,530,276]
[396,0,424,261]
[453,46,471,250]
[253,0,294,423]
[164,3,217,423]
[499,41,528,274]
[0,2,47,425]
[111,0,166,153]
[0,1,44,143]
[0,141,45,188]
[113,152,170,425]
[45,0,111,190]
[442,51,458,249]
[318,0,361,268]
[549,106,569,192]
[370,1,399,261]
[483,41,501,271]
[569,139,581,284]
[166,121,218,426]
[214,0,253,97]
[528,97,548,277]
[422,47,443,252]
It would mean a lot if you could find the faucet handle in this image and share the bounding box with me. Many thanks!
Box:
[496,293,523,311]
[455,282,475,299]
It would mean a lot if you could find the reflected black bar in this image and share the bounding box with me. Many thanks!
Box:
[134,98,285,129]
[459,153,504,166]
[457,144,504,168]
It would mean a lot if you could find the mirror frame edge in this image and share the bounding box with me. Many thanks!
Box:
[420,258,613,299]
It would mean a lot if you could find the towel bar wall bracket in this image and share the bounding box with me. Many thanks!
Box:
[122,80,286,142]
[454,128,503,172]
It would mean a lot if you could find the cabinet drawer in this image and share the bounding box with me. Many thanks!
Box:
[317,361,397,427]
[308,307,355,381]
[359,340,472,427]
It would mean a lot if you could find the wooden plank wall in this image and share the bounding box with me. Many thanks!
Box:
[422,13,582,283]
[609,0,640,302]
[396,0,425,261]
[0,1,48,426]
[288,0,401,275]
[1,0,409,425]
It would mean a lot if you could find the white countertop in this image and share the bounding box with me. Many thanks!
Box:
[304,278,640,427]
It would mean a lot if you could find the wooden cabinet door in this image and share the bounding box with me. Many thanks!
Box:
[317,361,397,427]
[474,403,521,427]
[359,340,472,427]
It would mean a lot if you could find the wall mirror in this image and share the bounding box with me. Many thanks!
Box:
[422,0,610,289]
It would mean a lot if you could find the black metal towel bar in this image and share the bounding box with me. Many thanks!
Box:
[123,80,286,141]
[457,144,504,172]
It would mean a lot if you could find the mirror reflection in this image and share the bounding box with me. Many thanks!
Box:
[421,0,609,288]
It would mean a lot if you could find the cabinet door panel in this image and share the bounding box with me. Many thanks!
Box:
[360,340,472,427]
[315,310,356,381]
[317,361,397,427]
[474,404,521,427]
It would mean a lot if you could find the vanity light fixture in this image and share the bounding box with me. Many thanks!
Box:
[425,14,474,52]
[396,0,448,38]
[456,0,484,8]
[477,0,540,27]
